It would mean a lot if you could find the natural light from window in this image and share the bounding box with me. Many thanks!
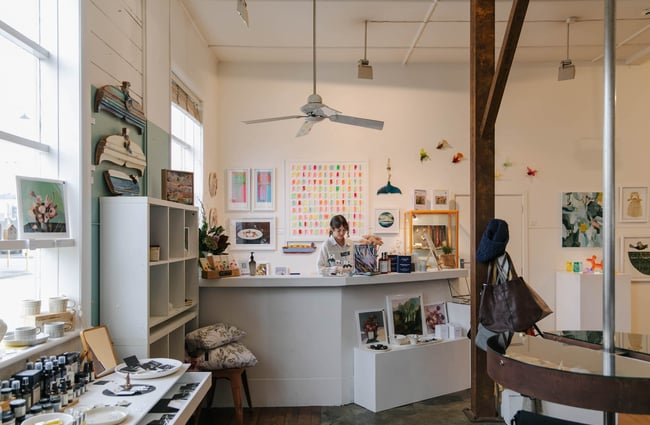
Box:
[171,103,203,206]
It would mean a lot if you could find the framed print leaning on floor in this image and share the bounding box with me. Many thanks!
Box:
[16,176,69,239]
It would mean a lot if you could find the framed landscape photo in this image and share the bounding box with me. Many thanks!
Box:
[412,189,428,210]
[227,168,250,211]
[229,217,275,250]
[252,168,275,211]
[621,235,650,281]
[355,309,388,347]
[374,208,400,234]
[162,169,194,205]
[385,293,425,343]
[16,176,69,239]
[431,189,450,210]
[620,186,648,223]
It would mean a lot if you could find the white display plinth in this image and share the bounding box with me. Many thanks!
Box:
[555,272,631,332]
[353,338,470,412]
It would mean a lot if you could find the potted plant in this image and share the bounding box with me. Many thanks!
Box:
[439,242,456,268]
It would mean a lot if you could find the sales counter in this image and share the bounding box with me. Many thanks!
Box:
[199,270,470,407]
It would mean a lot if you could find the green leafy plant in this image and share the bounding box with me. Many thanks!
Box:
[199,202,230,256]
[440,243,453,255]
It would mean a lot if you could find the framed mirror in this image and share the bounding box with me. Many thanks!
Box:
[80,325,118,377]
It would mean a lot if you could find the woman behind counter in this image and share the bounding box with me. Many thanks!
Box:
[317,215,354,274]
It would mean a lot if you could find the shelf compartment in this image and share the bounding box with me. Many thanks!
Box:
[150,309,198,343]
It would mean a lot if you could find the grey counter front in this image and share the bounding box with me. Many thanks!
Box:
[199,270,470,407]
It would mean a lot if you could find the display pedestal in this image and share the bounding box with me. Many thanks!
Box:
[555,272,631,331]
[353,338,470,412]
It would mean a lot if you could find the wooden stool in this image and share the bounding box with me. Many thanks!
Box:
[205,367,252,425]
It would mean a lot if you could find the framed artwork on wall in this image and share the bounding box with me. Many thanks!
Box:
[385,293,425,343]
[374,208,400,234]
[16,176,69,239]
[431,189,450,210]
[227,168,250,211]
[252,168,275,211]
[561,192,603,248]
[162,169,194,205]
[620,186,648,223]
[229,217,276,250]
[621,235,650,281]
[355,309,388,347]
[412,189,428,210]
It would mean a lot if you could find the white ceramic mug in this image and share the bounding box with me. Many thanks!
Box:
[14,326,41,341]
[44,321,72,338]
[49,297,76,313]
[22,299,41,316]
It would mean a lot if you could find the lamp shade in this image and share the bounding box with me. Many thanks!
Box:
[377,181,401,194]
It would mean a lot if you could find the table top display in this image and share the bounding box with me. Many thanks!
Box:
[487,333,650,414]
[544,330,650,361]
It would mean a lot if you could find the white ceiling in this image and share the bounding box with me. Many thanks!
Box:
[180,0,650,66]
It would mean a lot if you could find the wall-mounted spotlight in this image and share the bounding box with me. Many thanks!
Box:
[558,17,576,81]
[237,0,249,27]
[358,20,373,79]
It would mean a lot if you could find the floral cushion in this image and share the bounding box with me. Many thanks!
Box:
[185,323,247,357]
[198,342,258,370]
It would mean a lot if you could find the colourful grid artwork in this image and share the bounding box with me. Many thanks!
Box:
[288,161,368,239]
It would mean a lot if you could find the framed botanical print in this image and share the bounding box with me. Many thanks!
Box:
[385,293,426,343]
[355,309,388,347]
[16,176,69,239]
[227,168,250,211]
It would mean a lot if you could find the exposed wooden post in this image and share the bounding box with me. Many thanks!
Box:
[465,0,498,421]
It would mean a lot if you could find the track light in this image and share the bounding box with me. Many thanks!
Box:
[237,0,249,27]
[357,20,373,79]
[377,158,402,195]
[558,17,576,81]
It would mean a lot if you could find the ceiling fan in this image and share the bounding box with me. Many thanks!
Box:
[242,0,384,137]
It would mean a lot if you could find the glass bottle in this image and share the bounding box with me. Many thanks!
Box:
[379,252,389,274]
[248,252,256,276]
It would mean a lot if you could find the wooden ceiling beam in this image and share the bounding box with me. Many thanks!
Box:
[481,0,530,139]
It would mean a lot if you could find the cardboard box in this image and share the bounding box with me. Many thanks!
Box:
[201,269,241,279]
[25,311,75,330]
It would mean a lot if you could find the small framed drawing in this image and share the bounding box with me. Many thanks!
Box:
[227,168,250,211]
[620,186,648,223]
[229,217,276,250]
[256,262,271,276]
[355,309,388,347]
[385,293,425,343]
[423,302,448,334]
[374,208,400,234]
[431,189,450,210]
[621,236,650,281]
[16,176,69,239]
[162,169,194,205]
[412,189,428,210]
[252,168,275,211]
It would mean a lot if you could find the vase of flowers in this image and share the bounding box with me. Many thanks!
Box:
[199,203,230,257]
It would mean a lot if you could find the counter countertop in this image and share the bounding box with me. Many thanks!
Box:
[199,269,468,288]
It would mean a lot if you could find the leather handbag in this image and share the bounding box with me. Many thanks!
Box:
[479,253,552,332]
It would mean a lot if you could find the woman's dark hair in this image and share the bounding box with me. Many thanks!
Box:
[329,215,349,236]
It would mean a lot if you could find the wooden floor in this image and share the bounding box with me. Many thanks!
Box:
[619,414,650,425]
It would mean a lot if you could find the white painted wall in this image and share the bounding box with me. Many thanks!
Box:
[215,60,650,331]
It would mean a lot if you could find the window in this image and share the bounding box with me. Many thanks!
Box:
[171,79,203,206]
[0,2,81,332]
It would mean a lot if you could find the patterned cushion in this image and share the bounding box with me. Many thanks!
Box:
[185,323,247,357]
[198,342,258,370]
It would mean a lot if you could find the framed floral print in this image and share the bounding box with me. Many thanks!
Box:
[16,176,69,239]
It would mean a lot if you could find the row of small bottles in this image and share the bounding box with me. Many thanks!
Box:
[1,353,95,425]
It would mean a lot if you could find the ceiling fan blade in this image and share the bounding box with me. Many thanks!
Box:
[242,115,305,124]
[329,114,384,130]
[296,120,315,137]
[316,104,340,117]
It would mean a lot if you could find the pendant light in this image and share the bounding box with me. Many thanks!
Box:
[357,20,373,79]
[377,158,402,194]
[558,17,576,81]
